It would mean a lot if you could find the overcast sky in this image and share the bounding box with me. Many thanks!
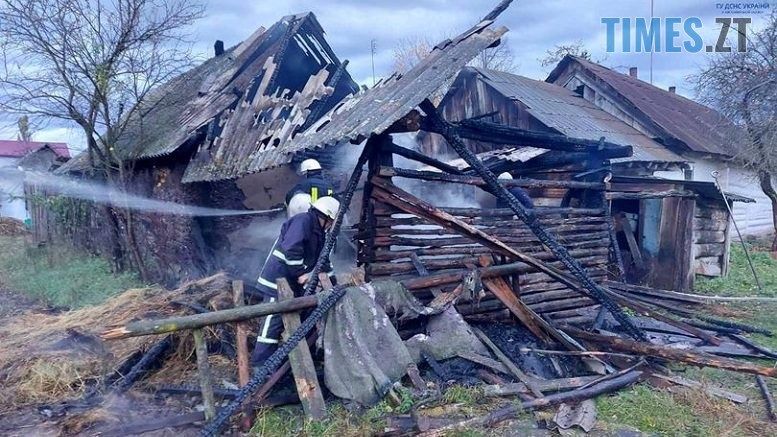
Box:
[2,0,771,152]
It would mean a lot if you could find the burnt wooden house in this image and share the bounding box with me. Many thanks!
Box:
[425,66,753,291]
[51,12,359,284]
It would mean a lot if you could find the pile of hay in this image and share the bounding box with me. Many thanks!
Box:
[0,217,26,236]
[0,273,231,412]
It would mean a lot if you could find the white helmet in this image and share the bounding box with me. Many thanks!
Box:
[311,196,340,221]
[300,159,322,174]
[498,172,513,180]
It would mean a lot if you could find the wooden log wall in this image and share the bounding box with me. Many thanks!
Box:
[692,198,731,277]
[361,189,611,325]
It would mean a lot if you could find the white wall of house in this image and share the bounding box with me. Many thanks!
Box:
[559,74,773,236]
[0,156,28,220]
[691,157,773,236]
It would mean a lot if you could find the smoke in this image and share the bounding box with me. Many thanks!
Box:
[0,166,282,217]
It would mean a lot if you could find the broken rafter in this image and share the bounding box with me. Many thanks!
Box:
[378,166,604,190]
[606,190,696,200]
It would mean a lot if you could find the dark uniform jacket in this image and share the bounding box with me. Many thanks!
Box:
[256,210,333,298]
[285,175,336,205]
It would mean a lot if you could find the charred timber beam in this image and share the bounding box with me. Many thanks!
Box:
[383,143,464,175]
[564,327,777,378]
[445,119,633,159]
[420,100,645,341]
[378,167,604,190]
[606,190,696,200]
[101,294,322,340]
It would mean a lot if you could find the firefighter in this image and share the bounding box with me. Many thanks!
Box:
[495,172,534,209]
[251,196,340,364]
[285,159,336,217]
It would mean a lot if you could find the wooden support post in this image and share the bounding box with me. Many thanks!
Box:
[193,328,216,421]
[232,280,252,431]
[277,278,326,420]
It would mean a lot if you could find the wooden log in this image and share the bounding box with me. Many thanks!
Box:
[615,214,644,268]
[101,294,322,340]
[375,214,606,228]
[470,327,544,398]
[694,242,725,258]
[603,281,706,305]
[378,167,604,190]
[695,256,723,276]
[695,230,727,244]
[757,375,777,421]
[729,334,777,359]
[277,279,326,421]
[373,231,610,249]
[193,329,216,421]
[373,223,608,237]
[564,327,777,377]
[370,253,609,276]
[481,375,603,397]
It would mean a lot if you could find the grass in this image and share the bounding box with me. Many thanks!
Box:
[0,236,144,308]
[696,242,777,296]
[596,238,777,436]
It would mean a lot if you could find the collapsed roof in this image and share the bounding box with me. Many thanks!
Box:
[109,12,359,182]
[547,56,735,157]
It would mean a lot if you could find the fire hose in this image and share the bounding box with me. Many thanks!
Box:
[422,101,647,341]
[201,285,349,436]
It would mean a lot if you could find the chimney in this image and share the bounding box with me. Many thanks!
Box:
[668,86,676,94]
[629,67,638,78]
[214,40,224,57]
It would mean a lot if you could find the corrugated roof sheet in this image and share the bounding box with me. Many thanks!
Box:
[548,56,734,156]
[436,146,549,171]
[470,67,685,164]
[246,20,509,172]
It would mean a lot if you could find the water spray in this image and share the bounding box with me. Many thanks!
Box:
[0,166,283,218]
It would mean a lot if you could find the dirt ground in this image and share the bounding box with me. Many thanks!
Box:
[0,288,203,437]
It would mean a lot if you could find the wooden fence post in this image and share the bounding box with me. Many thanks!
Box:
[193,328,216,421]
[277,278,326,420]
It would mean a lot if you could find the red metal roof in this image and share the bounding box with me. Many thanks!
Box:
[547,56,735,157]
[0,140,70,159]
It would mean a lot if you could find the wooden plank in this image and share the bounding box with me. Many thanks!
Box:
[651,374,747,403]
[694,243,725,258]
[616,214,644,268]
[277,279,326,421]
[193,329,216,421]
[232,280,252,431]
[457,351,511,376]
[470,327,545,398]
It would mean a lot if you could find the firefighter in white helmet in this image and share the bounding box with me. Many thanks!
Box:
[495,172,534,209]
[251,196,340,364]
[285,159,336,218]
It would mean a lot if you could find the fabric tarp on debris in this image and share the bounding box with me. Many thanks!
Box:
[322,280,487,405]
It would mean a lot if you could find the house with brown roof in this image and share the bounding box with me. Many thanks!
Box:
[547,55,772,235]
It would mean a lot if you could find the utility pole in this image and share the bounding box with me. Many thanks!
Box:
[370,39,377,86]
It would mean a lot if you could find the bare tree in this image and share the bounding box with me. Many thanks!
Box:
[539,40,595,68]
[392,35,518,104]
[693,9,777,249]
[16,115,33,142]
[0,0,204,278]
